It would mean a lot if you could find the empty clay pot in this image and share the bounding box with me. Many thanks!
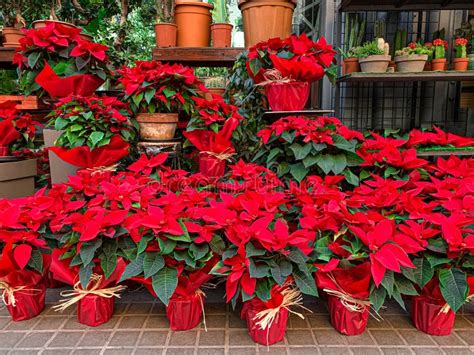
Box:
[175,2,213,47]
[2,28,25,48]
[211,23,233,48]
[154,23,178,47]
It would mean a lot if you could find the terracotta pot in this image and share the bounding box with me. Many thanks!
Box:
[32,20,77,29]
[239,1,295,48]
[343,57,360,75]
[175,2,213,47]
[453,57,469,71]
[2,28,25,48]
[211,23,233,48]
[358,55,391,73]
[394,54,428,72]
[424,61,432,71]
[205,88,225,100]
[154,23,178,47]
[79,33,93,41]
[136,113,179,141]
[431,58,447,71]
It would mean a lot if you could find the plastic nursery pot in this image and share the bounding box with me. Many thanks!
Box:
[265,81,310,111]
[2,28,25,48]
[343,58,360,75]
[211,23,234,48]
[358,55,391,73]
[243,303,289,345]
[166,293,204,331]
[431,58,447,71]
[175,2,213,47]
[77,294,115,327]
[32,20,78,29]
[453,58,469,71]
[411,296,455,336]
[238,0,295,48]
[154,23,178,47]
[5,283,46,321]
[327,295,369,336]
[394,54,428,73]
[136,113,179,141]
[199,154,226,178]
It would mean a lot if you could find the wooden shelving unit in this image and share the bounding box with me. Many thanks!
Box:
[152,47,244,67]
[339,0,474,11]
[337,71,474,83]
[0,48,15,69]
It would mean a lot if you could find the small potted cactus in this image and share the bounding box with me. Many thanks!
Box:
[356,38,391,73]
[210,0,233,48]
[432,39,447,71]
[453,38,469,71]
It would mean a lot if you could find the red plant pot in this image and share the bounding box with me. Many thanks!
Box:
[453,58,469,71]
[243,302,289,346]
[265,81,310,111]
[343,58,360,75]
[411,296,455,336]
[199,155,226,178]
[6,283,46,321]
[328,295,369,336]
[0,146,9,157]
[77,294,115,327]
[431,58,447,71]
[166,293,204,331]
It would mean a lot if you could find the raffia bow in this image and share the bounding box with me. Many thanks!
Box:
[439,294,474,314]
[85,164,119,176]
[200,150,235,162]
[256,69,294,87]
[0,282,26,307]
[195,289,208,332]
[53,274,126,312]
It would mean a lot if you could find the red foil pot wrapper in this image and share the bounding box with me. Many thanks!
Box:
[77,294,115,327]
[328,295,369,336]
[6,283,46,321]
[265,82,310,111]
[411,296,455,336]
[242,302,289,346]
[166,293,203,331]
[199,155,226,178]
[0,146,8,156]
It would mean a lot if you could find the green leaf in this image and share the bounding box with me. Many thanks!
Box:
[223,247,238,260]
[412,258,434,288]
[281,130,296,143]
[54,117,69,130]
[100,241,118,279]
[439,268,468,312]
[152,267,178,305]
[344,169,359,186]
[255,279,271,301]
[426,253,451,268]
[27,52,41,68]
[287,248,309,264]
[132,93,144,107]
[266,148,282,165]
[89,131,105,147]
[249,259,269,278]
[190,243,209,260]
[381,270,395,297]
[174,250,196,268]
[27,250,44,273]
[332,134,357,152]
[303,154,320,168]
[370,285,387,312]
[80,239,102,267]
[246,243,265,257]
[316,154,334,175]
[157,238,176,255]
[143,253,165,278]
[332,154,347,175]
[144,89,156,104]
[119,254,145,282]
[79,263,94,288]
[293,269,318,296]
[289,143,312,160]
[75,55,90,71]
[395,276,418,296]
[290,163,309,183]
[163,87,176,98]
[271,263,285,285]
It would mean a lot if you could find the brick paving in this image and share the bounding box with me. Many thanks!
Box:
[0,286,473,354]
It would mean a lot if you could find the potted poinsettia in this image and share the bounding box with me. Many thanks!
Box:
[0,199,49,321]
[209,179,317,345]
[44,95,136,184]
[118,178,225,331]
[117,60,206,141]
[13,22,110,98]
[247,34,336,111]
[0,101,39,198]
[255,115,364,186]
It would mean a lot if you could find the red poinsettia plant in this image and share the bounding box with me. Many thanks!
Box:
[247,34,336,84]
[116,60,207,115]
[13,22,110,96]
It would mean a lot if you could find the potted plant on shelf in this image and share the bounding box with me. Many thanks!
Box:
[0,1,25,48]
[340,14,365,75]
[394,42,431,72]
[340,48,360,75]
[117,60,206,141]
[154,0,177,47]
[174,0,213,47]
[238,0,297,48]
[453,37,469,71]
[210,0,233,48]
[247,34,336,111]
[432,39,447,71]
[356,39,391,73]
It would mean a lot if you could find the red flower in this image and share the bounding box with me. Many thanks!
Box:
[70,39,109,61]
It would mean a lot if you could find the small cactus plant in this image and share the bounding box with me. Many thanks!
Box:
[433,39,446,59]
[211,0,229,24]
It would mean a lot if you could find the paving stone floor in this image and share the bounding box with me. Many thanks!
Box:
[0,286,473,355]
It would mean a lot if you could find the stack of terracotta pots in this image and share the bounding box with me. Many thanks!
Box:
[238,0,297,48]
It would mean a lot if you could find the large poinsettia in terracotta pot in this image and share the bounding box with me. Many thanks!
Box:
[117,60,206,141]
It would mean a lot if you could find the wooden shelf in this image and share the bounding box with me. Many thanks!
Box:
[339,0,474,12]
[0,48,15,69]
[152,47,244,67]
[263,109,335,120]
[417,149,474,157]
[337,71,474,83]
